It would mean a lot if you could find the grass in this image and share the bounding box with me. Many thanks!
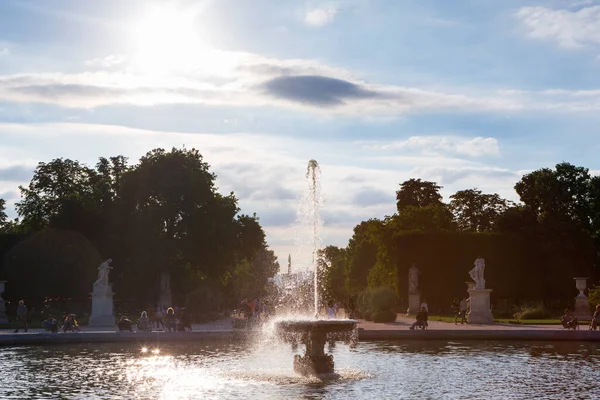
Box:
[427,315,562,325]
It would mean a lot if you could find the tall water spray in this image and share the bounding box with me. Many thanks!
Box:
[294,160,324,316]
[307,160,321,316]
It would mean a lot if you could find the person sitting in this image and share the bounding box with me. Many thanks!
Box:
[560,309,578,330]
[62,314,80,332]
[164,307,177,332]
[43,315,59,333]
[410,307,429,330]
[590,305,600,330]
[137,311,151,332]
[117,315,133,332]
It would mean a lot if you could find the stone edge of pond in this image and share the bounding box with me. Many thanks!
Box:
[3,329,600,346]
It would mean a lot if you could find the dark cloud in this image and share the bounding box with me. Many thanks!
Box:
[261,75,381,106]
[0,165,33,182]
[352,188,393,207]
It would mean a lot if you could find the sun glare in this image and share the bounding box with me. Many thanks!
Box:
[131,5,239,76]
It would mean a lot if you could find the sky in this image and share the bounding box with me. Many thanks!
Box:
[1,0,600,272]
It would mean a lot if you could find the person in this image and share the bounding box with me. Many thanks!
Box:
[62,314,80,332]
[14,300,28,333]
[459,297,469,324]
[117,314,133,332]
[346,298,356,319]
[560,308,578,330]
[164,307,177,332]
[137,311,151,332]
[410,307,428,330]
[43,314,59,333]
[591,305,600,330]
[420,300,429,313]
[451,298,461,325]
[326,300,338,319]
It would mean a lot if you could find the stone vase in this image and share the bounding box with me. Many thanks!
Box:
[573,277,590,320]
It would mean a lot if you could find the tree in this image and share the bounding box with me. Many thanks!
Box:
[318,245,348,302]
[116,147,243,305]
[450,189,511,232]
[345,219,386,295]
[16,158,102,233]
[396,178,443,212]
[0,198,6,228]
[390,204,456,232]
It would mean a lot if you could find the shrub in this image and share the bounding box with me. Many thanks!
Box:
[370,287,396,313]
[588,286,600,312]
[372,310,397,323]
[513,302,550,320]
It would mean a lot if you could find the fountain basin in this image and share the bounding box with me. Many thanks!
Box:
[275,319,357,376]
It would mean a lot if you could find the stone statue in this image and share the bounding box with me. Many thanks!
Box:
[94,259,112,289]
[408,264,420,292]
[469,257,485,290]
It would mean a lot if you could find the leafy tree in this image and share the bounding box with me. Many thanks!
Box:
[396,178,443,212]
[345,219,385,295]
[450,189,511,232]
[318,245,348,302]
[390,204,456,232]
[16,158,102,233]
[0,198,7,228]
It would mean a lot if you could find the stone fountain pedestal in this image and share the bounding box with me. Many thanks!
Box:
[276,319,357,376]
[408,291,420,314]
[466,281,493,324]
[573,277,590,320]
[0,281,8,324]
[89,283,115,327]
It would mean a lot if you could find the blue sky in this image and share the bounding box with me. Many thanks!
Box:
[1,0,600,271]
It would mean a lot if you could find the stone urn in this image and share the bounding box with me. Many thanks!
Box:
[574,277,588,297]
[573,277,590,320]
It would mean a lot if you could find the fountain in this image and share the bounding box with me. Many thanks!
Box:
[274,160,357,376]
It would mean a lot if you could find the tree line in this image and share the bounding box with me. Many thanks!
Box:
[0,148,279,317]
[319,162,600,312]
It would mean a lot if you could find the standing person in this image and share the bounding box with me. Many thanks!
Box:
[15,300,28,333]
[459,297,470,324]
[452,298,461,325]
[326,300,338,319]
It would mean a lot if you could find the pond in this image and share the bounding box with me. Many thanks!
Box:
[1,339,599,399]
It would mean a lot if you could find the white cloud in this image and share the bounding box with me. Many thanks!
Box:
[516,5,600,48]
[364,136,500,157]
[84,54,126,67]
[0,48,599,115]
[305,8,337,26]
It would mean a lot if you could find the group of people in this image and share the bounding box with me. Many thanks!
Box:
[41,313,80,333]
[116,306,192,332]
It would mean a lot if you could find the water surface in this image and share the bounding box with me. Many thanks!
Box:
[1,340,599,399]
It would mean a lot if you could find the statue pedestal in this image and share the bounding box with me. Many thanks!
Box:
[574,295,590,321]
[467,289,493,324]
[89,285,115,327]
[408,291,420,314]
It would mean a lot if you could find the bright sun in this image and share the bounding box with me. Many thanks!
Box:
[131,5,218,74]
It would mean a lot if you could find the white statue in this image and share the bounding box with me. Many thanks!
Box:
[94,258,113,289]
[469,257,485,290]
[408,264,420,292]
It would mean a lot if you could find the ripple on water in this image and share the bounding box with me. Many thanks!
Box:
[1,341,600,399]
